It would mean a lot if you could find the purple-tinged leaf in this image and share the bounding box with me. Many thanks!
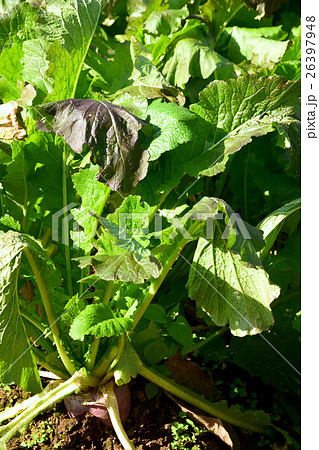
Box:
[37,99,149,192]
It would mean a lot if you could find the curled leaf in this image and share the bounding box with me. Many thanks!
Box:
[37,99,150,192]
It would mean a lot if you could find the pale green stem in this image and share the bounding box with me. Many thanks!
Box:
[102,382,135,450]
[21,170,28,232]
[131,221,201,330]
[24,248,78,376]
[99,334,126,385]
[41,227,51,249]
[103,281,114,306]
[86,189,112,370]
[0,380,62,425]
[86,281,115,372]
[87,186,111,241]
[62,143,73,298]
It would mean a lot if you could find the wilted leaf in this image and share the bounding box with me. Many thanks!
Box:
[38,99,150,192]
[19,280,36,302]
[0,100,26,143]
[165,392,238,449]
[16,82,37,108]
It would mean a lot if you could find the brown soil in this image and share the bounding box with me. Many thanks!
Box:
[1,372,297,450]
[3,377,230,450]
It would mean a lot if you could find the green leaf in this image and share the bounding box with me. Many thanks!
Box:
[96,195,152,260]
[113,340,142,385]
[69,304,133,341]
[257,198,301,260]
[0,0,22,14]
[0,214,21,232]
[162,20,233,88]
[230,326,300,393]
[137,100,213,194]
[90,251,162,284]
[143,304,168,323]
[228,277,300,393]
[188,196,265,261]
[61,295,87,328]
[144,339,168,365]
[0,43,23,102]
[142,365,272,432]
[0,2,38,50]
[0,130,74,231]
[225,26,291,68]
[0,137,43,229]
[187,235,279,336]
[38,0,103,100]
[131,321,161,349]
[21,38,53,100]
[39,99,149,192]
[85,42,132,95]
[186,198,279,336]
[276,26,301,81]
[0,230,42,393]
[200,0,244,40]
[147,100,209,162]
[168,316,193,347]
[207,399,272,432]
[71,165,109,252]
[125,37,185,105]
[190,74,300,176]
[144,7,189,35]
[87,38,185,117]
[127,0,163,28]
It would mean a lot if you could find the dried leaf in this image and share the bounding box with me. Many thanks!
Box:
[165,391,239,449]
[165,349,221,402]
[35,304,44,318]
[19,280,36,303]
[0,101,26,143]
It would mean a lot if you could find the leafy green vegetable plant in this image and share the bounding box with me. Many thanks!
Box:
[0,0,300,448]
